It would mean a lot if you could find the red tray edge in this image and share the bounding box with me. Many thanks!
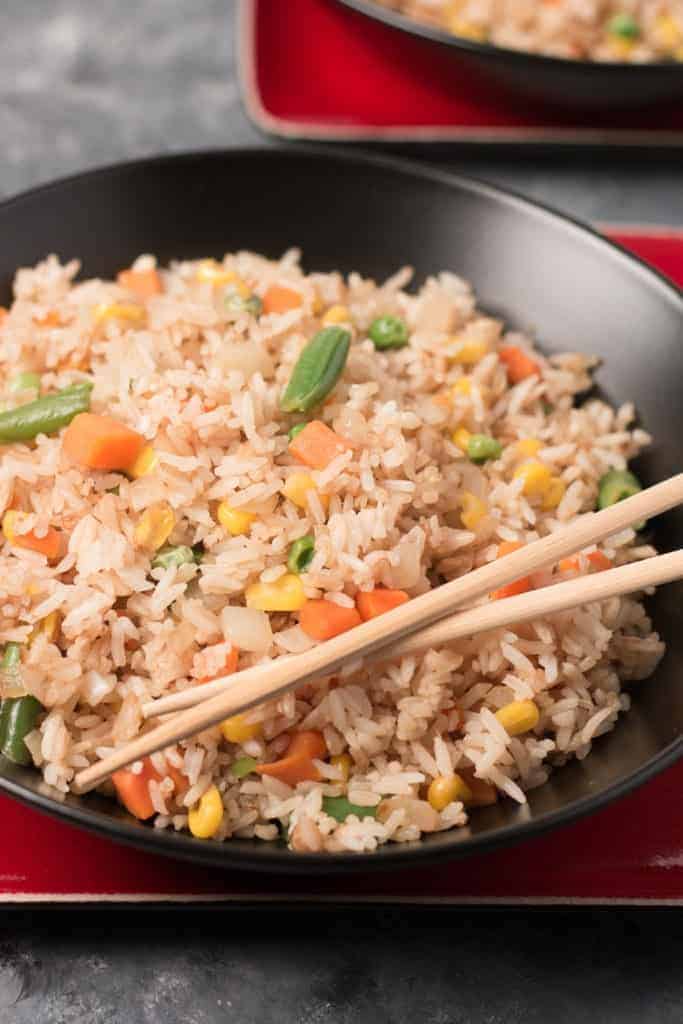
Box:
[238,1,683,146]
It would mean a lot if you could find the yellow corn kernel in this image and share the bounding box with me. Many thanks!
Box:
[448,16,486,41]
[28,610,61,647]
[542,476,566,511]
[513,460,552,498]
[451,377,472,397]
[93,302,146,326]
[608,37,636,59]
[516,438,542,459]
[195,260,242,290]
[427,773,473,812]
[460,491,487,530]
[449,336,489,365]
[452,427,472,452]
[495,700,540,737]
[217,502,255,536]
[188,784,224,839]
[322,304,351,326]
[654,14,682,50]
[245,573,306,612]
[127,445,157,479]
[282,473,329,513]
[134,502,175,551]
[330,753,352,783]
[676,45,683,60]
[221,714,263,744]
[2,510,19,543]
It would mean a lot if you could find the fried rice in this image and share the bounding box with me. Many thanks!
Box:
[375,0,683,62]
[0,250,665,853]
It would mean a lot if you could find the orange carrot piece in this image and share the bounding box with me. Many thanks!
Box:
[117,268,163,300]
[11,526,61,561]
[356,588,410,621]
[62,413,145,471]
[288,420,352,470]
[262,284,303,315]
[559,551,612,574]
[499,346,541,384]
[0,307,7,324]
[491,540,532,600]
[34,311,63,327]
[256,731,327,786]
[299,599,362,641]
[112,756,187,820]
[197,645,239,684]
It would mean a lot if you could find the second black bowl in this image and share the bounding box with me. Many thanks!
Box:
[338,0,683,108]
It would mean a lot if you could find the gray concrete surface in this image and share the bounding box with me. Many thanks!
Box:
[0,2,681,1022]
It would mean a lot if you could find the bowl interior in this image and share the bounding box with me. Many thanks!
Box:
[0,148,681,872]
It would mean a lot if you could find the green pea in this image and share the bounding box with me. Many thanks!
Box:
[225,291,262,317]
[280,327,351,414]
[151,545,196,571]
[368,315,409,351]
[467,434,502,464]
[608,13,640,39]
[598,469,643,511]
[8,372,41,395]
[322,795,378,823]
[287,535,315,574]
[231,756,257,779]
[288,422,307,443]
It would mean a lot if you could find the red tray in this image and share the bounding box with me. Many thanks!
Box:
[239,0,683,145]
[1,228,681,906]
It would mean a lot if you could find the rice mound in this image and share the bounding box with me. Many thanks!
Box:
[376,0,683,62]
[0,250,665,853]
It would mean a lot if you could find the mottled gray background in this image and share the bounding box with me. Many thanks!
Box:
[0,2,682,1022]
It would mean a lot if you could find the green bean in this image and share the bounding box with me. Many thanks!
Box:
[368,315,409,351]
[287,535,315,574]
[288,422,307,442]
[151,545,196,571]
[8,372,41,395]
[467,434,503,464]
[280,327,350,414]
[322,795,378,823]
[230,756,257,779]
[1,643,21,672]
[0,695,42,765]
[0,382,93,443]
[598,469,642,509]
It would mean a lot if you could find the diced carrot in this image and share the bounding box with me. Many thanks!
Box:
[491,540,532,600]
[2,511,61,560]
[0,307,7,324]
[256,730,327,787]
[117,268,163,300]
[499,346,541,384]
[197,645,239,684]
[112,756,187,820]
[262,284,303,315]
[62,413,145,471]
[356,588,410,621]
[299,599,362,640]
[34,311,63,327]
[558,550,613,574]
[288,420,352,470]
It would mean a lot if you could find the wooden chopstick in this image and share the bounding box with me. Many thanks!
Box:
[73,473,683,794]
[142,548,683,721]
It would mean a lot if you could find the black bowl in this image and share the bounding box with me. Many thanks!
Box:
[0,147,681,873]
[337,0,683,108]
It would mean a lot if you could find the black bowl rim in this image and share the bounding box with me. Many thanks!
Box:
[0,144,681,875]
[337,0,683,75]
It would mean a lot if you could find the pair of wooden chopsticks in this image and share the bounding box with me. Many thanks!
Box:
[73,473,683,794]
